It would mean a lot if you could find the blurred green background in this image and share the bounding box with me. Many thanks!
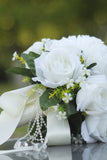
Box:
[0,0,107,137]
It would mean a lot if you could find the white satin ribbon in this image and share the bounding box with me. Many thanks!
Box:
[0,92,26,145]
[0,85,44,145]
[46,112,71,146]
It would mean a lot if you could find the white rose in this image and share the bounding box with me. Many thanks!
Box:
[81,114,107,143]
[68,35,107,76]
[33,47,83,88]
[76,75,107,115]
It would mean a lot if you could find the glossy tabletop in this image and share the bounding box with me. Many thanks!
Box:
[0,139,106,160]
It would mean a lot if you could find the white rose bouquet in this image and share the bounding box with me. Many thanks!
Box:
[1,35,107,146]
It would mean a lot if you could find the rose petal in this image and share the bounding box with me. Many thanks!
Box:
[81,120,97,143]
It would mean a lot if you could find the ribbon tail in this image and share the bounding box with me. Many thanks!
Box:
[0,91,27,145]
[0,110,24,145]
[46,112,71,146]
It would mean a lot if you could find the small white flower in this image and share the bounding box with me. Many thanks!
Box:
[56,111,67,120]
[62,93,73,103]
[75,67,90,84]
[67,79,74,89]
[12,51,17,61]
[82,67,91,77]
[75,75,86,84]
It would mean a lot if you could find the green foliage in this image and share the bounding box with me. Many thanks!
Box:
[28,52,40,76]
[6,51,40,78]
[40,86,79,118]
[60,101,77,117]
[40,88,60,111]
[0,108,3,114]
[21,53,30,66]
[21,51,40,76]
[7,67,34,77]
[87,63,97,69]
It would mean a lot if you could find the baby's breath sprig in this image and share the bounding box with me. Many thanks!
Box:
[70,83,81,99]
[42,43,46,52]
[33,83,46,90]
[62,93,73,103]
[57,104,65,113]
[12,52,26,64]
[80,55,84,64]
[56,111,67,120]
[27,88,36,97]
[16,55,26,64]
[49,82,81,106]
[27,84,45,97]
[55,104,67,120]
[22,77,30,83]
[49,86,71,102]
[66,79,74,89]
[12,52,18,61]
[49,88,61,99]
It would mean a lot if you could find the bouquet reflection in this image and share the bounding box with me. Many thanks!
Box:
[0,143,107,160]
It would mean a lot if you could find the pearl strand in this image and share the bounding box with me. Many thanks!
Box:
[26,113,47,143]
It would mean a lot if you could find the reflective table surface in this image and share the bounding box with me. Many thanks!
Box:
[0,139,107,160]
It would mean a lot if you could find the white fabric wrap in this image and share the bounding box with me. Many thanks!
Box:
[46,112,71,146]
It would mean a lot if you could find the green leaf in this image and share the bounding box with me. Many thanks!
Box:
[28,52,40,76]
[21,53,30,66]
[29,52,40,59]
[21,63,26,68]
[61,101,77,117]
[87,63,97,69]
[0,108,3,113]
[7,67,34,77]
[40,88,60,111]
